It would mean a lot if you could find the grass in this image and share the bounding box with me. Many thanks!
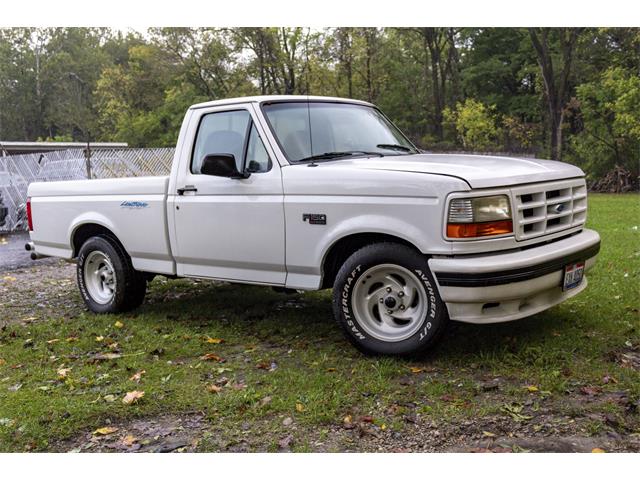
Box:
[0,193,638,451]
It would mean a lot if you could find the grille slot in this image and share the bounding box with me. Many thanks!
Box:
[513,179,587,241]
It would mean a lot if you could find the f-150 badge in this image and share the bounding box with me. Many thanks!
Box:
[303,213,326,225]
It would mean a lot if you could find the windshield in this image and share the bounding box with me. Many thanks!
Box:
[262,102,417,162]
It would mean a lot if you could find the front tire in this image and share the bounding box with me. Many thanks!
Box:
[77,235,146,313]
[332,243,448,356]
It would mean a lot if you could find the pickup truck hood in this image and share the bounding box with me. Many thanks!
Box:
[334,153,585,189]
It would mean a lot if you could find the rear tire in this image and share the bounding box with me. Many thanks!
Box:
[77,235,146,313]
[332,242,448,356]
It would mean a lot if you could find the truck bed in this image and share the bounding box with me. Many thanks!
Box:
[28,176,175,275]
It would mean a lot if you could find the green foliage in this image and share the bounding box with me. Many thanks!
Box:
[569,67,640,178]
[0,27,638,179]
[443,99,501,150]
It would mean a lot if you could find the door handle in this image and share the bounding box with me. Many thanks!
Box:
[177,185,198,195]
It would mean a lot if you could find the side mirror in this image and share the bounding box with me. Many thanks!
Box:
[201,154,249,179]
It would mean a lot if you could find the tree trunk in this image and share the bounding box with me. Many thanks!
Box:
[529,28,582,160]
[423,28,446,141]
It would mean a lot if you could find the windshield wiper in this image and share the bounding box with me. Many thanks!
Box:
[376,143,413,153]
[297,151,384,163]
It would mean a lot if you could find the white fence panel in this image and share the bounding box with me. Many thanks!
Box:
[0,148,175,232]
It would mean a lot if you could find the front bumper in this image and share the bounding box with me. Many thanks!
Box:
[428,229,600,324]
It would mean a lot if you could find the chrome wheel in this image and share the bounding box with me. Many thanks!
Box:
[84,251,116,304]
[351,263,428,342]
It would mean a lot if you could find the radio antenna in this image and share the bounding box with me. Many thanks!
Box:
[306,94,317,167]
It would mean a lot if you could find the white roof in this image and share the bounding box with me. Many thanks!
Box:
[190,95,375,110]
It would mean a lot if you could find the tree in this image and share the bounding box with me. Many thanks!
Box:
[569,67,640,178]
[528,28,583,160]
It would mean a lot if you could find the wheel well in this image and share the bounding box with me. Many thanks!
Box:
[320,233,419,289]
[72,223,123,257]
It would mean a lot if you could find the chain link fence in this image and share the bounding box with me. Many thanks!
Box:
[0,148,175,232]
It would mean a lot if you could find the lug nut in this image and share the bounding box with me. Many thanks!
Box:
[398,291,404,297]
[379,298,384,303]
[399,305,406,310]
[386,287,392,293]
[387,310,393,314]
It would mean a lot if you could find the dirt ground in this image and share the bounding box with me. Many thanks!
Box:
[2,258,638,453]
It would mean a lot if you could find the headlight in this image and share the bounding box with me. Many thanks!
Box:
[447,195,512,239]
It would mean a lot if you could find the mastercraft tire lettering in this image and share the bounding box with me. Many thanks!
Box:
[332,243,448,356]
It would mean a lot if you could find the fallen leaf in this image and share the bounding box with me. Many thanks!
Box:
[580,385,602,396]
[8,383,22,392]
[408,366,424,374]
[66,337,79,343]
[482,431,496,437]
[361,415,374,423]
[343,415,353,425]
[591,448,606,453]
[602,375,618,384]
[103,394,117,402]
[200,353,225,362]
[90,352,122,361]
[282,417,293,426]
[95,336,104,342]
[114,321,124,329]
[108,342,119,350]
[122,390,145,405]
[501,403,533,422]
[205,337,224,344]
[122,434,137,447]
[2,276,16,282]
[525,385,539,392]
[93,426,119,436]
[57,367,72,379]
[326,367,337,372]
[278,435,294,450]
[295,402,305,412]
[207,384,222,393]
[46,339,60,344]
[260,396,272,406]
[129,370,146,383]
[0,359,5,366]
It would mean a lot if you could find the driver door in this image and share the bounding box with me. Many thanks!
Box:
[171,105,286,285]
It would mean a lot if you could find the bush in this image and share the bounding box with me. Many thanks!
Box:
[443,99,501,151]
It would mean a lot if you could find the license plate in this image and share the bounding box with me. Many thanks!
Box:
[563,262,585,291]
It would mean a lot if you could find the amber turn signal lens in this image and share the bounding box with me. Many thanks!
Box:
[447,220,513,239]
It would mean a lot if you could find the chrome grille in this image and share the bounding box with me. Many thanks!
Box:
[512,179,587,241]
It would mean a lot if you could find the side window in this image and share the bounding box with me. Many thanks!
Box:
[191,110,250,174]
[245,124,272,173]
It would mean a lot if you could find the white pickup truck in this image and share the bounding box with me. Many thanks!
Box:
[26,95,600,356]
